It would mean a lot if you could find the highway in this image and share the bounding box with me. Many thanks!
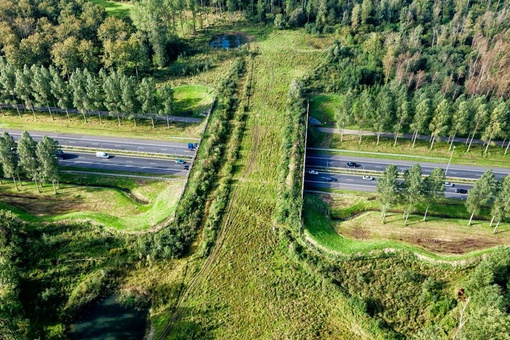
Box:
[306,152,510,180]
[304,173,472,199]
[59,152,189,176]
[2,129,197,158]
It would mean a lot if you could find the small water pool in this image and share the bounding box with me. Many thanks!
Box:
[69,296,148,340]
[209,33,249,49]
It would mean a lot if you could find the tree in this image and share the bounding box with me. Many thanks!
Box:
[14,65,36,119]
[158,83,174,128]
[490,176,510,233]
[49,66,72,120]
[394,97,411,146]
[51,36,81,76]
[423,168,445,221]
[0,58,20,116]
[137,77,157,128]
[36,136,60,194]
[402,164,424,226]
[83,69,104,123]
[466,170,497,226]
[374,89,394,145]
[103,70,123,125]
[411,96,432,147]
[449,99,471,151]
[376,164,399,223]
[120,74,139,126]
[31,65,54,119]
[429,99,450,149]
[467,97,489,152]
[69,69,88,123]
[0,132,19,190]
[17,131,40,191]
[482,102,507,154]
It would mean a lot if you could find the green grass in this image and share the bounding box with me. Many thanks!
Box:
[0,109,203,141]
[172,85,215,117]
[0,176,183,231]
[309,94,342,126]
[304,193,503,261]
[89,0,133,18]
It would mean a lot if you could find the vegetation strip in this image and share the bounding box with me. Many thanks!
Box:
[60,170,183,181]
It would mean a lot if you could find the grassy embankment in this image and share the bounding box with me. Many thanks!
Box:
[0,86,212,141]
[0,174,183,231]
[304,193,509,261]
[155,28,391,338]
[308,94,510,169]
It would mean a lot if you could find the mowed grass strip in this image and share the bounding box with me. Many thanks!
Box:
[172,85,215,117]
[164,29,386,338]
[0,176,183,231]
[0,109,203,141]
[304,193,507,261]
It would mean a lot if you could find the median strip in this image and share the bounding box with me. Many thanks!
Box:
[61,170,184,181]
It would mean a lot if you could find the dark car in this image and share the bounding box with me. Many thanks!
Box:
[456,188,468,194]
[346,162,360,168]
[56,149,64,160]
[322,177,338,182]
[184,165,190,170]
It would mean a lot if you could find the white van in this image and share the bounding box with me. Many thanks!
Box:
[95,151,110,159]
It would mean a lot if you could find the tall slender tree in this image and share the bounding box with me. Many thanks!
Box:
[376,164,399,223]
[402,164,424,226]
[14,65,35,119]
[120,74,139,126]
[429,99,450,149]
[158,83,174,128]
[36,136,60,194]
[17,131,40,191]
[137,77,157,128]
[49,66,72,120]
[491,176,510,233]
[0,132,19,190]
[482,102,507,154]
[423,168,445,221]
[466,170,497,226]
[31,65,54,119]
[69,69,88,123]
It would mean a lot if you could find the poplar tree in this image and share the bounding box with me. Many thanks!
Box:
[36,136,60,194]
[14,65,35,119]
[31,65,54,119]
[402,164,424,226]
[84,69,104,124]
[49,66,72,120]
[376,164,399,223]
[423,168,445,221]
[158,83,174,128]
[137,77,157,128]
[17,131,40,191]
[103,70,123,125]
[482,102,507,154]
[467,99,489,152]
[0,132,19,190]
[69,69,88,123]
[490,176,510,233]
[411,97,432,147]
[466,170,497,226]
[0,58,19,116]
[449,99,470,151]
[429,99,450,149]
[120,75,139,126]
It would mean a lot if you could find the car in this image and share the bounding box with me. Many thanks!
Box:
[322,177,338,182]
[184,165,190,170]
[95,151,110,159]
[456,188,468,194]
[56,149,64,160]
[444,182,455,187]
[362,175,375,181]
[346,162,360,168]
[175,159,186,164]
[308,170,319,175]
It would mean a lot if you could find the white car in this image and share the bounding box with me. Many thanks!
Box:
[362,176,375,181]
[444,182,455,187]
[308,170,319,175]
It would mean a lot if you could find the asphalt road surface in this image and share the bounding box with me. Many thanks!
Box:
[59,151,189,176]
[306,152,510,180]
[304,172,472,199]
[2,129,197,157]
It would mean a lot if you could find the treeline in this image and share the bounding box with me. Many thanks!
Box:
[0,59,175,127]
[275,78,308,230]
[377,165,510,231]
[137,58,247,260]
[0,132,60,193]
[333,83,510,152]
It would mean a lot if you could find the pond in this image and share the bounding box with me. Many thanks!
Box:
[69,296,148,340]
[209,33,249,49]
